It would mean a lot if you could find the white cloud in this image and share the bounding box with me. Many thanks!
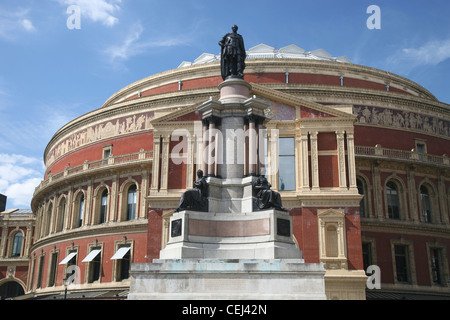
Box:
[104,22,191,67]
[21,19,36,32]
[106,22,144,62]
[401,39,450,66]
[387,39,450,73]
[4,178,42,209]
[0,154,44,209]
[0,7,37,40]
[56,0,122,27]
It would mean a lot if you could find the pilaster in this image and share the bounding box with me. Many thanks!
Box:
[310,131,320,191]
[151,134,161,192]
[336,131,347,189]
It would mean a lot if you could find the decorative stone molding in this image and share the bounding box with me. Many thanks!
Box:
[318,209,348,270]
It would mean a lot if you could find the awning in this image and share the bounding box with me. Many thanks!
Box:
[59,252,77,265]
[82,249,102,263]
[111,246,131,260]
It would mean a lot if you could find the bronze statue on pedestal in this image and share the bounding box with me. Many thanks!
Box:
[219,25,246,80]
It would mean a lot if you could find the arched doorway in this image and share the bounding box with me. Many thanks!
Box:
[0,281,25,300]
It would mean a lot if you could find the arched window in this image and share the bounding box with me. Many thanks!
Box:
[126,185,137,221]
[420,185,432,223]
[386,181,400,219]
[100,189,108,224]
[78,195,85,228]
[11,232,23,257]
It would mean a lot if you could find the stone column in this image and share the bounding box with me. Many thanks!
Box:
[151,134,161,192]
[109,175,118,222]
[300,132,310,190]
[406,166,419,222]
[310,131,320,190]
[319,221,325,259]
[243,119,249,176]
[186,135,195,190]
[346,131,357,190]
[336,131,347,189]
[268,129,279,189]
[160,134,171,191]
[248,116,257,176]
[201,119,209,176]
[372,161,383,219]
[437,173,449,224]
[337,221,347,260]
[64,188,73,230]
[208,118,216,177]
[25,224,33,257]
[84,181,93,226]
[140,169,149,219]
[0,221,7,257]
[215,130,222,178]
[221,116,245,179]
[258,123,266,176]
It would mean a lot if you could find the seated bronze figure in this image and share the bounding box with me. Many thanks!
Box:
[175,170,208,212]
[253,176,285,211]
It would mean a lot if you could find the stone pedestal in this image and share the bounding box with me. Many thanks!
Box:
[159,209,301,260]
[128,78,326,300]
[129,259,326,300]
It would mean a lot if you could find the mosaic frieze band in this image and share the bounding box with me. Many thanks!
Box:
[45,111,156,168]
[353,105,450,138]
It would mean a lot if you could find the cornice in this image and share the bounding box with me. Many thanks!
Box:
[361,218,450,239]
[102,59,437,109]
[250,82,355,120]
[270,84,450,118]
[32,154,152,210]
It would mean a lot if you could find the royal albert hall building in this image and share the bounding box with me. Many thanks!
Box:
[27,44,450,300]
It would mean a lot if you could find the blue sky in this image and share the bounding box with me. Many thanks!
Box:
[1,0,450,209]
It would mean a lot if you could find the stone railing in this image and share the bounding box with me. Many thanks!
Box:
[34,149,153,197]
[355,145,449,167]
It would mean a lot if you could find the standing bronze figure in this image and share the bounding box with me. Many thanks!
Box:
[219,25,246,80]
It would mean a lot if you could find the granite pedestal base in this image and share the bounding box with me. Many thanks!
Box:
[128,259,326,300]
[160,209,301,260]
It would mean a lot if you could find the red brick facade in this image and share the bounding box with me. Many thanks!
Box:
[22,58,449,299]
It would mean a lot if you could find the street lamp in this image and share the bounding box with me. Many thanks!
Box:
[63,275,69,300]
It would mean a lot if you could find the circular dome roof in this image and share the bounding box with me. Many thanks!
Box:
[178,44,352,68]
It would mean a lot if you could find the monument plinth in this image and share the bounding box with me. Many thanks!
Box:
[159,77,300,261]
[128,26,326,300]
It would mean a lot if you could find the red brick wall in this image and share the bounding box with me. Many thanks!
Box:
[291,206,363,270]
[147,209,163,261]
[363,230,450,286]
[128,73,410,103]
[29,232,148,289]
[355,126,450,156]
[46,132,153,177]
